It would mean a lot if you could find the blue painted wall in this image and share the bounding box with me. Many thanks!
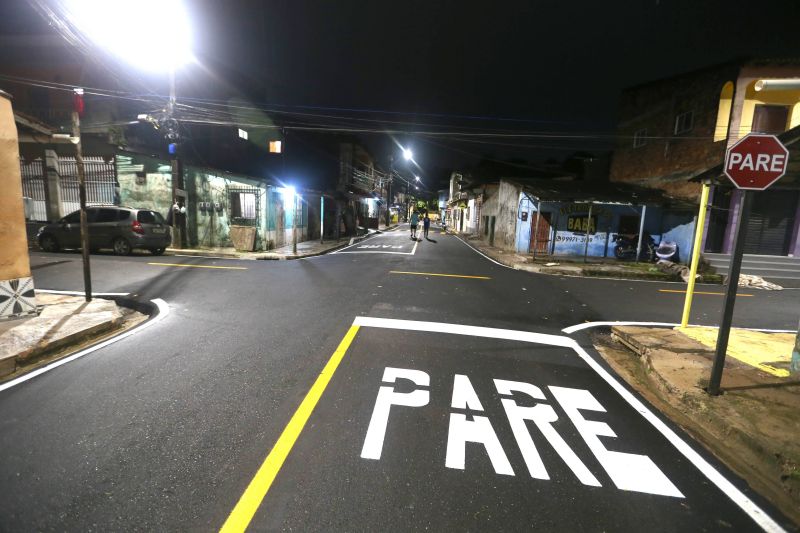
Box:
[516,195,534,253]
[537,202,695,262]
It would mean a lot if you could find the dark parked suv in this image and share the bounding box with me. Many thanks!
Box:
[37,206,171,255]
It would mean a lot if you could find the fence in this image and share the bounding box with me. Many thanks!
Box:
[19,155,118,221]
[59,156,117,214]
[20,158,47,221]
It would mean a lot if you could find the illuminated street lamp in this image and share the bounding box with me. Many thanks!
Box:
[402,148,413,161]
[63,0,193,71]
[64,0,194,247]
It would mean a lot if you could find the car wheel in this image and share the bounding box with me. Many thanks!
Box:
[39,234,60,252]
[113,237,132,256]
[150,247,165,256]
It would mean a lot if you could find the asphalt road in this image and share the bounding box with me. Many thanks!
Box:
[0,225,796,531]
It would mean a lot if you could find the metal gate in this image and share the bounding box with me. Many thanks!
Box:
[20,158,48,221]
[744,190,798,255]
[59,156,117,214]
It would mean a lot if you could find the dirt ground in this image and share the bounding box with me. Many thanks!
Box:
[594,331,800,528]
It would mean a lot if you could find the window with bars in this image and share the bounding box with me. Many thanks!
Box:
[229,188,260,226]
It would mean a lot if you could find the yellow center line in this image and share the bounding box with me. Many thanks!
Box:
[219,325,360,533]
[659,289,753,297]
[389,270,491,280]
[147,262,248,270]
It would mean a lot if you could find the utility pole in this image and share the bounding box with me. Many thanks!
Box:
[292,192,298,255]
[385,156,393,228]
[71,88,91,302]
[167,66,184,249]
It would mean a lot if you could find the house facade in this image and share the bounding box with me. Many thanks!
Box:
[460,178,694,261]
[609,59,800,260]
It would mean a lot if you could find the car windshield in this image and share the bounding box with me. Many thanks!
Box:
[137,210,165,224]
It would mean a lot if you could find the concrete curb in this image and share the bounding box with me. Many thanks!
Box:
[0,297,155,381]
[452,232,692,282]
[167,228,394,261]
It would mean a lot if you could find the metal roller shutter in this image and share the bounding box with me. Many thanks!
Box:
[743,190,798,255]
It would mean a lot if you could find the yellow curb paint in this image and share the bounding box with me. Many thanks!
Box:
[677,326,793,378]
[389,270,491,280]
[147,262,248,270]
[219,325,360,533]
[659,289,753,297]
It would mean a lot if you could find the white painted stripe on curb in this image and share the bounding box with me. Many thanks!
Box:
[352,315,785,533]
[37,289,130,296]
[562,320,797,335]
[562,321,680,334]
[0,298,170,393]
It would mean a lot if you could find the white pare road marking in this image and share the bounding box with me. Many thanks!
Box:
[361,368,682,497]
[357,244,404,250]
[334,239,419,255]
[352,316,785,533]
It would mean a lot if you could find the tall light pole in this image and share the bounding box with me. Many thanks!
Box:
[63,0,193,248]
[71,88,91,301]
[385,155,393,227]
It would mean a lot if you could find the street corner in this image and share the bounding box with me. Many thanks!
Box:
[595,324,800,526]
[226,318,781,532]
[0,292,148,382]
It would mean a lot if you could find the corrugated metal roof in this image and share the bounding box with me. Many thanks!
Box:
[511,178,693,207]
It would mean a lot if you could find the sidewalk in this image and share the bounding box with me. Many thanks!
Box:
[452,232,723,283]
[594,325,800,525]
[0,293,142,379]
[167,227,395,260]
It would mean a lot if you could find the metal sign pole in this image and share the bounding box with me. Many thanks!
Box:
[582,203,593,263]
[681,183,711,327]
[707,190,752,395]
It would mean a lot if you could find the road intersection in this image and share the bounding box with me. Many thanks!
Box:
[0,225,795,531]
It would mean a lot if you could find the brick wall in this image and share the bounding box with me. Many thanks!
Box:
[609,64,739,200]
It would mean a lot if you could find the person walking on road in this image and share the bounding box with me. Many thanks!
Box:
[423,213,431,239]
[410,210,419,240]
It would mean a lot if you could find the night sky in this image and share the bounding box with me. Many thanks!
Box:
[3,0,800,188]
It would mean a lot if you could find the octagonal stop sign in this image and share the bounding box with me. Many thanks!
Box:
[724,133,789,190]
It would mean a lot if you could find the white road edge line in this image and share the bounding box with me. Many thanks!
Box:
[451,233,777,287]
[452,234,514,269]
[37,289,130,296]
[351,315,785,533]
[0,298,170,393]
[562,320,797,335]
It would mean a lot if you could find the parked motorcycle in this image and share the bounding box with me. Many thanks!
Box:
[613,233,656,262]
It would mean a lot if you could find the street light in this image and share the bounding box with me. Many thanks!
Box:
[402,148,413,161]
[65,0,194,248]
[63,0,194,72]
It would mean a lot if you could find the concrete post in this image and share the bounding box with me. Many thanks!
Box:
[0,90,37,319]
[43,149,63,222]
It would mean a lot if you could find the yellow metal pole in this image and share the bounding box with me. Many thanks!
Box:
[681,183,711,328]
